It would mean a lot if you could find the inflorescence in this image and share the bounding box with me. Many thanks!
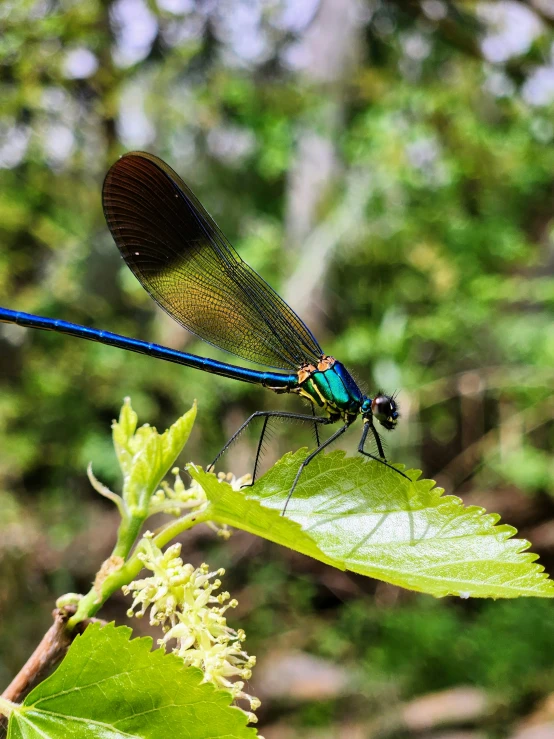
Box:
[123,533,260,723]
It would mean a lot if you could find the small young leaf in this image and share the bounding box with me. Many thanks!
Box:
[192,450,554,599]
[112,397,139,477]
[7,622,256,739]
[112,400,197,510]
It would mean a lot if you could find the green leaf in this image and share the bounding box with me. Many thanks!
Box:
[190,451,554,599]
[7,623,256,739]
[113,399,197,511]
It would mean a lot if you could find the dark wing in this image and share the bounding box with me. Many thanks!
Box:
[102,152,323,370]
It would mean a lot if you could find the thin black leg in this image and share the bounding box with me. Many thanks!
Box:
[252,416,269,482]
[358,420,410,481]
[209,410,331,476]
[282,423,350,516]
[311,403,320,447]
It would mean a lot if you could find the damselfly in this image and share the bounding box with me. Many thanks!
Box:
[0,152,407,513]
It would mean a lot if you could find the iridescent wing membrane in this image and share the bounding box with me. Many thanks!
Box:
[102,152,323,370]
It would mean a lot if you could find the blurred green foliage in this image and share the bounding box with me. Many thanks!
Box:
[2,0,554,735]
[332,597,554,698]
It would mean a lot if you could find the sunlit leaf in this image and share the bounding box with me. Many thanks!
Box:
[190,450,554,599]
[7,623,256,739]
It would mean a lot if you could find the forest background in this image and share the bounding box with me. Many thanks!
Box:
[2,1,554,736]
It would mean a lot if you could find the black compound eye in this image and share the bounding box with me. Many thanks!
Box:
[371,394,399,430]
[376,397,392,415]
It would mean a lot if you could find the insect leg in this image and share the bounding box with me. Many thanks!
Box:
[358,420,410,481]
[209,410,331,480]
[311,403,321,447]
[252,416,269,483]
[282,422,349,516]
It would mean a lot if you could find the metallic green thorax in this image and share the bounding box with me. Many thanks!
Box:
[295,356,364,422]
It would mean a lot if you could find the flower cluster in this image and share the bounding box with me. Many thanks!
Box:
[123,534,260,723]
[149,468,252,540]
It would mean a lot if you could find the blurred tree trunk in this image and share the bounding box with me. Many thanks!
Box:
[283,0,362,337]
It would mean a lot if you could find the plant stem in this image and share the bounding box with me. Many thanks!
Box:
[0,697,15,718]
[1,608,105,704]
[153,504,210,549]
[66,506,209,630]
[112,512,147,559]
